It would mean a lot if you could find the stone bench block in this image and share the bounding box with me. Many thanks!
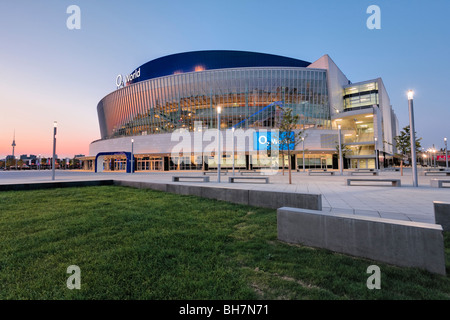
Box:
[249,190,322,210]
[430,179,450,188]
[434,201,450,231]
[277,207,446,275]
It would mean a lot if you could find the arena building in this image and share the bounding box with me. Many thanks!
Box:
[81,50,399,173]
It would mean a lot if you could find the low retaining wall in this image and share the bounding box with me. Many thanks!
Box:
[0,180,114,191]
[434,201,450,231]
[114,180,322,210]
[0,179,322,211]
[277,207,446,275]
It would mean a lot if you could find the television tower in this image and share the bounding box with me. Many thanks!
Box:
[11,130,16,169]
[11,130,16,157]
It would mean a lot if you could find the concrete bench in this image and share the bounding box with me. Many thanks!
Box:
[240,170,260,175]
[229,176,269,183]
[172,176,210,182]
[350,171,379,176]
[308,170,335,176]
[277,207,446,275]
[346,178,401,187]
[203,171,227,175]
[424,171,450,176]
[430,179,450,188]
[356,168,376,172]
[433,201,450,231]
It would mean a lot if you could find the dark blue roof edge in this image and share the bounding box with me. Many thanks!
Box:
[126,50,312,85]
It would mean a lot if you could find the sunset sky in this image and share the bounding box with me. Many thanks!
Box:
[0,0,449,158]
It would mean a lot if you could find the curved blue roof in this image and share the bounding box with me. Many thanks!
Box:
[126,50,311,85]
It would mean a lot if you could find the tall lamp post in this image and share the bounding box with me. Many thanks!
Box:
[131,138,134,174]
[302,137,305,172]
[217,106,221,182]
[232,127,235,176]
[407,90,418,187]
[432,145,436,168]
[374,137,379,170]
[427,148,433,167]
[338,124,343,175]
[445,137,448,170]
[52,121,57,181]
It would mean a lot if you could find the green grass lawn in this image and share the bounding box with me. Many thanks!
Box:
[0,185,449,300]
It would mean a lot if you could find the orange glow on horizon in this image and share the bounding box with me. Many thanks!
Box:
[0,133,94,159]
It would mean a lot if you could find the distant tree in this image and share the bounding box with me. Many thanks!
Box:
[392,125,422,174]
[70,158,81,169]
[6,158,15,169]
[277,107,303,184]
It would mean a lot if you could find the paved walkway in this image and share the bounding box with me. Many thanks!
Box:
[1,169,449,224]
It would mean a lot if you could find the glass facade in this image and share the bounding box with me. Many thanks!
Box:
[343,82,378,111]
[297,154,333,169]
[333,113,375,144]
[98,67,330,139]
[337,81,380,168]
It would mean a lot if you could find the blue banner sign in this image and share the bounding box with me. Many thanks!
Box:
[254,131,294,151]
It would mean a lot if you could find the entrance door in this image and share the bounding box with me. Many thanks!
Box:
[358,159,368,169]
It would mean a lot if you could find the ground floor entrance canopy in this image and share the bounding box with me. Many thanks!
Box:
[95,152,132,173]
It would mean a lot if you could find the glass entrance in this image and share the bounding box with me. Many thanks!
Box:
[113,158,127,171]
[137,157,163,171]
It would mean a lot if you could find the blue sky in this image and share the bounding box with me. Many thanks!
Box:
[0,0,449,157]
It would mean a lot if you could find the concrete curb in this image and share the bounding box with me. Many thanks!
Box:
[0,180,114,191]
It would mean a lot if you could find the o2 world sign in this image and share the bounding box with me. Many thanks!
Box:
[253,131,294,151]
[116,68,141,89]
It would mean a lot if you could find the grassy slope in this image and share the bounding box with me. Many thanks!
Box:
[0,186,448,300]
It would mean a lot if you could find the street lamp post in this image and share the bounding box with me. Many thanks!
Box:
[217,106,221,182]
[374,137,379,170]
[445,137,448,170]
[432,145,436,168]
[131,138,134,173]
[302,137,305,172]
[407,90,418,187]
[52,121,57,180]
[338,124,343,175]
[232,127,235,176]
[429,149,432,167]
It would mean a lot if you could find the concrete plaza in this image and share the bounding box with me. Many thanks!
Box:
[0,168,449,224]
